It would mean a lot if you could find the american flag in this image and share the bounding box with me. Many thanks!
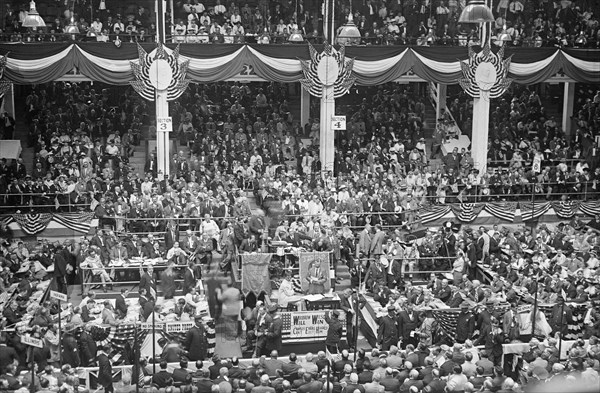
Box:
[579,201,600,217]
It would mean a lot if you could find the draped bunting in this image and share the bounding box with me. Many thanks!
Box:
[450,203,486,222]
[550,201,580,218]
[53,212,95,233]
[0,43,598,85]
[3,212,94,234]
[578,201,600,217]
[484,202,517,222]
[13,213,53,234]
[520,202,552,222]
[420,205,452,224]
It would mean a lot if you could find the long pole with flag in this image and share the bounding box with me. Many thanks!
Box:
[558,289,567,358]
[531,273,539,337]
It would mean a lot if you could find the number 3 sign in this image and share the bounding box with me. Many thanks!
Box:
[157,117,173,132]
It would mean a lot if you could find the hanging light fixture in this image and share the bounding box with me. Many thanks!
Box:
[336,12,361,46]
[288,28,304,43]
[22,1,46,28]
[496,25,512,45]
[459,0,494,24]
[64,18,80,35]
[258,27,270,44]
[575,31,587,46]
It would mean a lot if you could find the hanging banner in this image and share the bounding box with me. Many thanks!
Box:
[241,253,272,296]
[298,252,331,293]
[281,310,346,343]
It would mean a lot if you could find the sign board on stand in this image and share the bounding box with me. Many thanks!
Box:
[157,117,173,132]
[50,290,68,302]
[21,335,44,348]
[331,116,346,130]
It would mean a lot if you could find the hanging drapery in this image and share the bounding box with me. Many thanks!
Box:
[0,43,598,85]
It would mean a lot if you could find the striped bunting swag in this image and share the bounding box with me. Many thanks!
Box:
[432,309,460,340]
[12,213,53,234]
[420,205,451,224]
[53,212,95,233]
[551,201,580,218]
[450,203,485,222]
[519,202,551,222]
[0,215,14,227]
[484,202,517,222]
[579,201,600,217]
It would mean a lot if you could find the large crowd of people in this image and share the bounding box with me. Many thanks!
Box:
[1,0,599,47]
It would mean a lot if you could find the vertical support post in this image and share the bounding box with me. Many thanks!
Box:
[58,300,62,367]
[169,0,175,33]
[156,0,165,43]
[300,85,310,130]
[320,86,335,174]
[436,83,447,121]
[156,90,170,179]
[562,82,575,136]
[471,97,490,174]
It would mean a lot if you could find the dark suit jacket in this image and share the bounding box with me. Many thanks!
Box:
[396,310,419,340]
[97,353,113,387]
[297,380,323,393]
[139,272,156,297]
[115,294,128,317]
[152,370,173,388]
[0,344,18,370]
[172,367,190,383]
[183,267,197,294]
[266,316,283,351]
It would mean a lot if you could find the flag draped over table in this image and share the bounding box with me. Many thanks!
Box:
[519,202,551,221]
[12,213,53,234]
[551,201,580,218]
[241,253,272,296]
[484,202,517,222]
[53,212,95,233]
[419,205,451,224]
[450,203,485,222]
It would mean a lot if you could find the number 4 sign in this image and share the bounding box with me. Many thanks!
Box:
[157,117,173,132]
[331,116,346,130]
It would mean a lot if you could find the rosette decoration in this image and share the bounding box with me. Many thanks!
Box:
[129,43,190,101]
[299,41,356,98]
[459,42,512,101]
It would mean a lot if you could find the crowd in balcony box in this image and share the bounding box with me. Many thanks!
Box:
[0,0,598,46]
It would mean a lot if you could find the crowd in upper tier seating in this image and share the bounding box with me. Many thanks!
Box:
[1,0,599,47]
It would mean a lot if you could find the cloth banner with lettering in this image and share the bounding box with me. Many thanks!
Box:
[241,253,272,296]
[298,252,331,293]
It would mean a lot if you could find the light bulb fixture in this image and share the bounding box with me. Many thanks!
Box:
[575,32,587,46]
[64,17,80,35]
[288,28,304,43]
[336,12,361,46]
[114,36,122,48]
[497,25,512,45]
[459,0,495,24]
[22,1,46,28]
[258,27,270,44]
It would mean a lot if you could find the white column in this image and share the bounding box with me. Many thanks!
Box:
[471,97,490,174]
[300,87,310,129]
[562,82,575,136]
[320,86,335,174]
[436,83,447,120]
[156,90,170,178]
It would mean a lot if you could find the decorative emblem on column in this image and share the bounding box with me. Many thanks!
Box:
[299,42,355,98]
[130,43,190,101]
[0,55,12,99]
[459,42,512,101]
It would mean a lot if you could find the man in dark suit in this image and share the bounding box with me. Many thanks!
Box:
[397,303,420,348]
[378,306,399,350]
[145,153,157,177]
[81,299,96,323]
[228,357,247,379]
[184,316,208,361]
[115,288,129,319]
[195,369,214,393]
[296,373,323,393]
[53,245,69,294]
[339,289,366,349]
[281,353,301,376]
[152,360,173,388]
[165,222,180,251]
[80,325,98,367]
[97,345,114,393]
[0,336,18,371]
[260,350,284,378]
[250,375,276,393]
[183,261,199,295]
[266,306,283,352]
[239,234,258,253]
[139,265,157,299]
[172,359,191,384]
